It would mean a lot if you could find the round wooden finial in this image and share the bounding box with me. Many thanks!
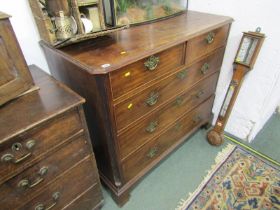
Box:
[207,130,224,146]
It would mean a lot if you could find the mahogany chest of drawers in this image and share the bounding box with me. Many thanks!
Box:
[40,11,233,206]
[0,65,103,210]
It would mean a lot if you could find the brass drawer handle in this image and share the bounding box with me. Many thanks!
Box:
[34,191,60,210]
[18,166,48,189]
[193,115,202,124]
[175,96,183,106]
[144,55,160,71]
[200,63,209,75]
[195,90,205,99]
[174,122,183,131]
[206,32,215,44]
[147,147,158,158]
[146,91,160,106]
[146,121,158,133]
[176,69,188,80]
[1,139,36,164]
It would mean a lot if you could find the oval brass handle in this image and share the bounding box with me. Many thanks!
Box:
[193,115,202,124]
[34,191,60,210]
[146,147,158,158]
[174,122,183,131]
[1,139,36,164]
[175,96,183,106]
[18,166,48,189]
[200,63,210,75]
[146,91,160,106]
[206,32,215,44]
[146,121,158,133]
[144,55,160,71]
[195,90,205,99]
[176,69,188,80]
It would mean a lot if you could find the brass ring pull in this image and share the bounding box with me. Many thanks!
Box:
[200,63,210,75]
[18,166,48,189]
[34,191,60,210]
[193,115,202,124]
[195,90,205,99]
[176,69,188,80]
[145,121,158,133]
[146,91,160,106]
[147,147,158,158]
[144,55,160,71]
[206,32,215,44]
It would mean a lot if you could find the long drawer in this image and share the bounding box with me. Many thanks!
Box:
[110,43,185,99]
[0,134,93,209]
[18,156,98,210]
[114,47,224,132]
[185,25,229,65]
[0,110,83,184]
[122,96,214,181]
[118,73,219,160]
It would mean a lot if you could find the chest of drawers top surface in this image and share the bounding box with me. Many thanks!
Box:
[50,11,233,74]
[0,65,84,143]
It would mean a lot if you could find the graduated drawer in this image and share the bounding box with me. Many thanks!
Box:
[118,73,219,160]
[114,47,224,132]
[122,96,214,181]
[185,25,229,65]
[64,184,103,210]
[110,44,185,99]
[18,156,98,210]
[0,134,93,209]
[0,109,83,183]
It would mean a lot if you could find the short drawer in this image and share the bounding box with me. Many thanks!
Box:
[110,43,185,99]
[114,47,224,132]
[0,134,93,209]
[118,73,219,160]
[185,25,229,65]
[0,109,83,183]
[122,96,214,181]
[18,156,99,210]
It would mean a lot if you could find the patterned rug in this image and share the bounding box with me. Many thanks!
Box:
[176,144,280,210]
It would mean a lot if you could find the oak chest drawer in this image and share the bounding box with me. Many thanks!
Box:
[110,43,185,99]
[118,73,219,160]
[114,47,225,132]
[122,96,214,181]
[0,109,83,183]
[18,156,98,210]
[0,134,93,209]
[186,25,229,65]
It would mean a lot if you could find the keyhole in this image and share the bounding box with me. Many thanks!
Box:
[12,143,22,151]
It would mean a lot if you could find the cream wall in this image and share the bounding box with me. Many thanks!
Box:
[1,1,280,142]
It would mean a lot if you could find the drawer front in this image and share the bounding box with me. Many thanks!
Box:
[18,156,99,210]
[118,73,219,160]
[122,96,214,182]
[0,134,93,209]
[64,184,103,210]
[115,47,224,132]
[110,44,185,99]
[0,110,83,183]
[186,25,229,65]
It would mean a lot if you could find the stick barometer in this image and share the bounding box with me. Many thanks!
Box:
[207,28,265,146]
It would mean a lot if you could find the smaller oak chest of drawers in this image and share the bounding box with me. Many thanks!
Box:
[0,65,103,210]
[41,11,233,206]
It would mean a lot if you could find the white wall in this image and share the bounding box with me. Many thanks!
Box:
[189,0,280,141]
[1,1,280,142]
